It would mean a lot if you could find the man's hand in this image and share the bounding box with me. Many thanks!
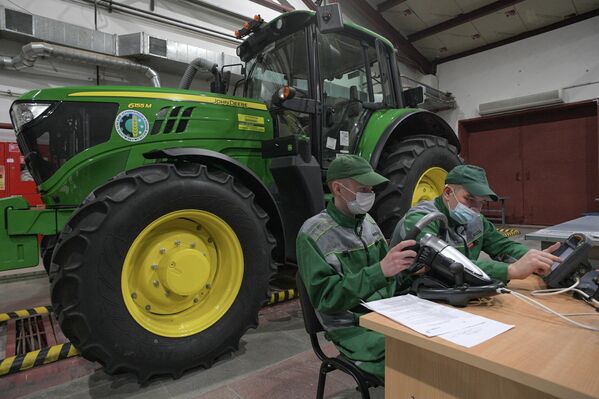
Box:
[380,240,417,277]
[507,242,561,280]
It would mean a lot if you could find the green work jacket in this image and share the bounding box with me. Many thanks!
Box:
[296,201,411,364]
[392,196,529,282]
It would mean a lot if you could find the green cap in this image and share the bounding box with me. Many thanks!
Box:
[445,164,498,201]
[326,155,389,186]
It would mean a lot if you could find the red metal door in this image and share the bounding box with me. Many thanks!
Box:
[459,118,525,224]
[520,103,598,225]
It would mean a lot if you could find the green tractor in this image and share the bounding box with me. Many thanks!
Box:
[1,8,460,381]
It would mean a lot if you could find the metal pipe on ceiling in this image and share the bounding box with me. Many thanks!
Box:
[0,42,161,87]
[79,0,241,45]
[180,0,252,23]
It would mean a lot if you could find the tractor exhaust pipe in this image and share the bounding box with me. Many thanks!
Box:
[0,42,161,87]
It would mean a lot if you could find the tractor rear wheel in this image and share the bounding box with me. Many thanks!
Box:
[49,163,275,382]
[372,135,461,237]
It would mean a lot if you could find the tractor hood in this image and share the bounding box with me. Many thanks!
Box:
[10,86,271,199]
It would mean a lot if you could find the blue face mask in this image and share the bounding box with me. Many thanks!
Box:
[449,191,479,225]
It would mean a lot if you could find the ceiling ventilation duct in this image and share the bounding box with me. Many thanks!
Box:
[0,6,242,81]
[0,42,161,87]
[0,6,116,54]
[117,32,241,76]
[478,90,563,116]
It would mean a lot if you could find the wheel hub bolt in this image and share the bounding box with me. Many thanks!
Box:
[151,264,157,271]
[175,240,181,246]
[153,280,159,287]
[206,283,212,289]
[207,238,213,243]
[131,292,137,299]
[160,248,166,254]
[165,291,171,297]
[145,305,151,311]
[190,242,196,248]
[193,298,199,303]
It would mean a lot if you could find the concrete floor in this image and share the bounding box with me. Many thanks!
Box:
[0,227,543,399]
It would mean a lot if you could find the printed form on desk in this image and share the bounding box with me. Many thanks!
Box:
[363,294,514,348]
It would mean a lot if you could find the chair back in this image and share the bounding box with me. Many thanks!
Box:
[296,273,325,335]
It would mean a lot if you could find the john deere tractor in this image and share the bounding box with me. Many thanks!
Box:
[1,7,460,381]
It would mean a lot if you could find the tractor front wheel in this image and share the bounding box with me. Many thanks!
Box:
[49,164,275,382]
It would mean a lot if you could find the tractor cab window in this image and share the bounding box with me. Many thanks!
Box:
[245,29,311,138]
[318,32,392,167]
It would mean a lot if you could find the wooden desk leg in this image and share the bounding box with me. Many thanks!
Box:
[385,338,558,399]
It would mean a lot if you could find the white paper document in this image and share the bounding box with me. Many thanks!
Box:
[439,319,514,348]
[363,294,514,348]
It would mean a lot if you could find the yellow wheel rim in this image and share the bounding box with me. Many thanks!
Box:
[122,210,244,337]
[411,167,448,206]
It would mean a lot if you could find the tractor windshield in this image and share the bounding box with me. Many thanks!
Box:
[318,31,396,166]
[245,28,312,137]
[245,29,309,106]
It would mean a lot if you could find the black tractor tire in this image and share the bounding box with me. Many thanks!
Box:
[40,235,57,274]
[49,163,276,382]
[372,135,461,237]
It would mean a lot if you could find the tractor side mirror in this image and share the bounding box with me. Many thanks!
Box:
[316,3,344,34]
[271,85,296,106]
[403,86,424,108]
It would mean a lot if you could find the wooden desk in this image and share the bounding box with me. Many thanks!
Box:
[360,278,599,399]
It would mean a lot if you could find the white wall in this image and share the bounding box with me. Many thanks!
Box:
[0,0,311,136]
[436,16,599,132]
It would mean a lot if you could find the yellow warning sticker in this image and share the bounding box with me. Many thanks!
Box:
[238,114,265,125]
[238,123,265,132]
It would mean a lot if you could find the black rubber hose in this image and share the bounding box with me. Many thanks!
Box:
[179,58,218,89]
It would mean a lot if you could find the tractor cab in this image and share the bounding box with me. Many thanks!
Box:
[238,10,402,169]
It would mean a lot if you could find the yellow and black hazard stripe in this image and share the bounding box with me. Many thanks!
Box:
[0,306,52,323]
[266,288,296,306]
[0,342,79,376]
[497,227,521,238]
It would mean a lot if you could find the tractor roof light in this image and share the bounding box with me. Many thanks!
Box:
[234,14,264,39]
[9,102,52,134]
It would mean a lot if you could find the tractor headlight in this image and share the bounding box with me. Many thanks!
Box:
[9,102,52,134]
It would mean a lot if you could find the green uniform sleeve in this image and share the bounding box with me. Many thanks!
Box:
[481,218,529,260]
[296,232,390,313]
[477,218,529,282]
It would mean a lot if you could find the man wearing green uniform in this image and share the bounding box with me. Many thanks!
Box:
[391,164,561,282]
[296,155,417,380]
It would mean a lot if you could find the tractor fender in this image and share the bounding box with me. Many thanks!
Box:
[369,110,460,168]
[144,147,285,263]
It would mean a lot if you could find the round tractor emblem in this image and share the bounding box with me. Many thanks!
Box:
[115,110,150,142]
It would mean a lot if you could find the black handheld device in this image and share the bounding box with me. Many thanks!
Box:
[543,233,592,288]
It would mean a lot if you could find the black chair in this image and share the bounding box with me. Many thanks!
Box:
[296,274,384,399]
